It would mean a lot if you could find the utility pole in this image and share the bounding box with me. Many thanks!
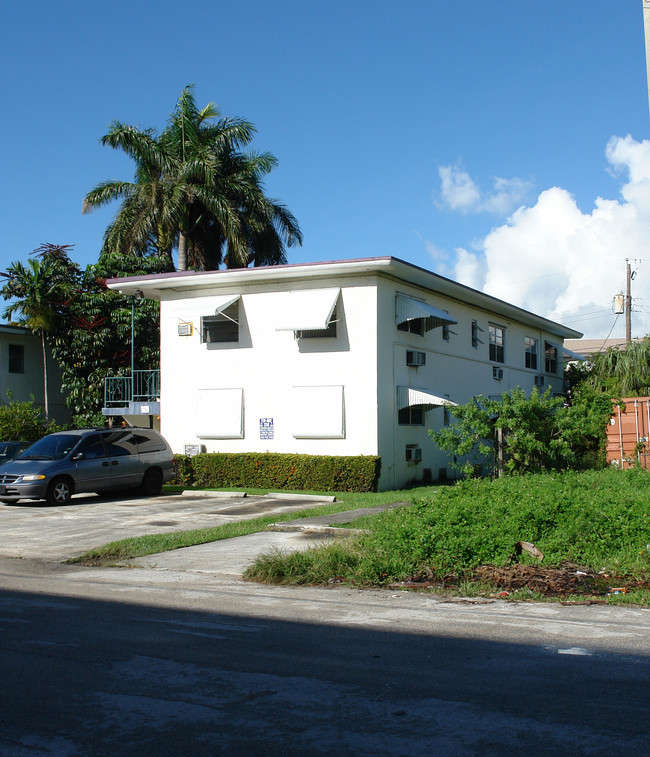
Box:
[643,0,650,119]
[626,259,632,343]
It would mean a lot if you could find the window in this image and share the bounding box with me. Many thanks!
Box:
[471,320,479,348]
[545,342,558,374]
[291,385,345,438]
[296,307,337,339]
[103,431,138,457]
[196,388,244,439]
[525,337,538,370]
[201,300,239,343]
[395,294,457,335]
[489,325,505,363]
[398,406,425,425]
[397,317,425,336]
[76,434,107,460]
[8,344,24,374]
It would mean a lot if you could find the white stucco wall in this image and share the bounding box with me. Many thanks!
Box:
[111,257,579,492]
[375,279,567,489]
[159,280,380,458]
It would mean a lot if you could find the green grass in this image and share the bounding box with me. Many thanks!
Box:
[68,488,411,566]
[71,471,650,604]
[242,469,650,604]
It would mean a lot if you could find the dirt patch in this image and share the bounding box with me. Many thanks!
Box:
[393,561,648,598]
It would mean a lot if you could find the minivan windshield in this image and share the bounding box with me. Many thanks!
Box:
[20,434,81,460]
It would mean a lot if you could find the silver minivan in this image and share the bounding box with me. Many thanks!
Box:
[0,428,174,506]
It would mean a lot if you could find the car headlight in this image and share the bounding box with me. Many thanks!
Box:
[20,474,47,482]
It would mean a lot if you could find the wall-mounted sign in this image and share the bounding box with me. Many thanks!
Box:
[184,444,205,457]
[259,418,274,440]
[178,322,193,336]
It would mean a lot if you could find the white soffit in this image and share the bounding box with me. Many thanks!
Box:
[395,294,457,330]
[275,289,340,331]
[397,386,457,410]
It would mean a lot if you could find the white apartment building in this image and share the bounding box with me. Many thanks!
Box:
[107,257,581,490]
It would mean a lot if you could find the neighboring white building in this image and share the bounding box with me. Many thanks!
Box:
[107,257,582,490]
[0,325,69,424]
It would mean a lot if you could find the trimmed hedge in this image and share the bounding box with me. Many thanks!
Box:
[172,454,194,486]
[172,452,381,493]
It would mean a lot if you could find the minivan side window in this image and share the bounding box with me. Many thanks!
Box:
[103,431,139,457]
[76,434,107,460]
[132,431,167,453]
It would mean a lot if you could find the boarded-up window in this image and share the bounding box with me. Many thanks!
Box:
[196,388,244,439]
[291,385,345,438]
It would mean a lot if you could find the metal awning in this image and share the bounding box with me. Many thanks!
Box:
[563,347,587,362]
[213,295,240,321]
[275,288,340,331]
[395,294,457,331]
[397,386,457,410]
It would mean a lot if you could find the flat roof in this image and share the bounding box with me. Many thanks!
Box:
[107,256,583,339]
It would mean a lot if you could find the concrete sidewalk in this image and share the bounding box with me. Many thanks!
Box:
[126,500,411,576]
[0,487,409,570]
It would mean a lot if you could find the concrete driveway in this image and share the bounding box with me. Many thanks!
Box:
[0,490,347,564]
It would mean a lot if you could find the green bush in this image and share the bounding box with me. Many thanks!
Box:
[430,385,612,477]
[0,395,63,441]
[189,453,381,492]
[172,454,194,485]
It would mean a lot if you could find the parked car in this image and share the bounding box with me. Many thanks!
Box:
[0,428,174,506]
[0,441,32,463]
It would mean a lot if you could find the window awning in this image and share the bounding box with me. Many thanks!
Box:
[563,347,587,362]
[275,289,340,331]
[397,386,457,410]
[213,295,240,321]
[395,294,457,331]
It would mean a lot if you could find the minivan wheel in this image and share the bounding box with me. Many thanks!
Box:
[47,478,72,506]
[141,469,163,497]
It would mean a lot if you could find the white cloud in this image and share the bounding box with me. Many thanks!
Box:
[450,136,650,339]
[437,164,532,215]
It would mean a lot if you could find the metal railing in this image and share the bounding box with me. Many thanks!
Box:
[104,370,160,407]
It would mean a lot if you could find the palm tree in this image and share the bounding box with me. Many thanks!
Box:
[0,246,78,420]
[83,86,302,270]
[589,338,650,396]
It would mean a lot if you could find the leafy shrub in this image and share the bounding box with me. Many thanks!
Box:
[430,386,612,477]
[190,453,381,492]
[172,454,194,485]
[0,395,63,441]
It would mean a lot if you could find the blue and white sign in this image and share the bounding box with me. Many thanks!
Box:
[259,418,274,440]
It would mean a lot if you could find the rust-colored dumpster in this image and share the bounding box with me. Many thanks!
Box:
[606,397,650,469]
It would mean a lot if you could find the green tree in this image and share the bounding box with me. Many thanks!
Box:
[83,85,302,271]
[586,337,650,397]
[0,245,79,420]
[52,252,173,426]
[430,386,611,477]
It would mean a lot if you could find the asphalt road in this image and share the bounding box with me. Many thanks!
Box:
[0,492,649,755]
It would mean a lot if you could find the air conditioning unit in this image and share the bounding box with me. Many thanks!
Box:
[493,367,504,380]
[406,350,426,367]
[534,375,545,386]
[406,445,422,463]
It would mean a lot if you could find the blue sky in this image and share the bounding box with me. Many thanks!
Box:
[2,1,649,338]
